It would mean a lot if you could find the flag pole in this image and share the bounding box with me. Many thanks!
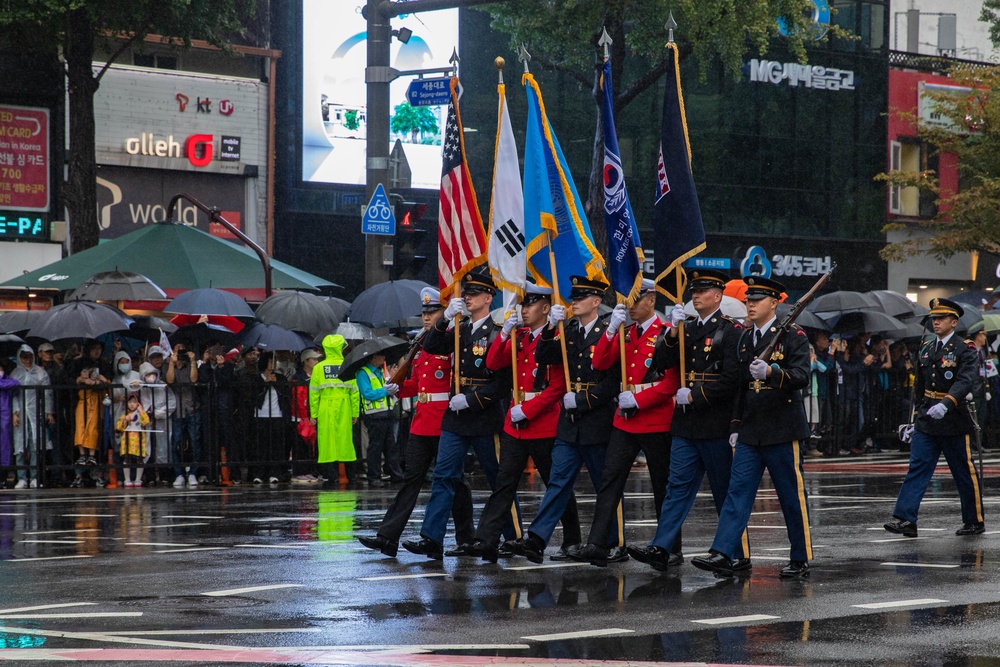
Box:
[545,236,573,389]
[453,309,461,394]
[675,266,687,390]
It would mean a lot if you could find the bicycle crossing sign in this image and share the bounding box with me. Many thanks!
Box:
[362,184,395,235]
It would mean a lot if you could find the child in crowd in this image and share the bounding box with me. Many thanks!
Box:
[116,393,149,488]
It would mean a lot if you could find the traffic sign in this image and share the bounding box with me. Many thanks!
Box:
[406,78,452,107]
[362,184,395,236]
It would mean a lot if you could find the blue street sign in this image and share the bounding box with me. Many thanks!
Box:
[362,184,396,236]
[406,78,452,107]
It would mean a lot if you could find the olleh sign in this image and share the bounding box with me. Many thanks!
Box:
[124,133,217,167]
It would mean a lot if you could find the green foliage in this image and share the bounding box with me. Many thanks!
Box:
[344,109,360,132]
[878,66,1000,260]
[391,102,439,142]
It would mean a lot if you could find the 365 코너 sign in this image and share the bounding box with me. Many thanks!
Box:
[0,105,49,212]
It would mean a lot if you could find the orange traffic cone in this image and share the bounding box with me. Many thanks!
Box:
[219,446,231,486]
[106,448,118,489]
[338,463,348,484]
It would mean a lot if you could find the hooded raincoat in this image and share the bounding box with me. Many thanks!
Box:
[11,344,53,456]
[112,351,142,422]
[309,335,359,464]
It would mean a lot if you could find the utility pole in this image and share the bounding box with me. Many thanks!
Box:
[365,0,393,288]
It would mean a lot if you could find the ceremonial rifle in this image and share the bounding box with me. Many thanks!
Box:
[755,264,837,365]
[387,329,428,386]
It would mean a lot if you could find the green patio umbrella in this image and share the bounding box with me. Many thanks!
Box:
[0,221,338,294]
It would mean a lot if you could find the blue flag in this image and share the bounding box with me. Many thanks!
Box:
[600,58,644,305]
[522,73,606,302]
[653,42,705,300]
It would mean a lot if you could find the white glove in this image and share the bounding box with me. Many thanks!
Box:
[548,304,566,328]
[563,392,577,410]
[607,304,628,337]
[927,403,948,420]
[444,298,465,320]
[510,404,527,423]
[669,303,687,327]
[501,311,520,338]
[449,394,469,412]
[749,359,769,381]
[675,387,692,406]
[618,390,637,411]
[898,423,914,443]
[384,383,399,397]
[729,433,738,448]
[988,392,993,402]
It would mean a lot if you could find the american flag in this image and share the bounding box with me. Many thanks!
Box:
[437,77,487,301]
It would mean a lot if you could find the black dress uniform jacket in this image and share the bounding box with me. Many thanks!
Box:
[535,315,619,446]
[656,309,742,440]
[914,335,978,437]
[731,323,810,446]
[424,315,511,437]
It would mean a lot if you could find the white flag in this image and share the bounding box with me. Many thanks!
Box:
[158,328,173,358]
[487,82,526,316]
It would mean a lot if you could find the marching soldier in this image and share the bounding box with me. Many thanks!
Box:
[357,288,475,557]
[629,268,750,572]
[402,268,520,559]
[570,278,681,567]
[507,275,625,563]
[884,297,985,538]
[466,282,580,562]
[692,275,813,579]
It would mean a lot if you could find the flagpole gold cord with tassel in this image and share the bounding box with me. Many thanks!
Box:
[545,235,572,389]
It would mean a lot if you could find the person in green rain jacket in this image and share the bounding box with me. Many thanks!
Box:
[309,335,360,484]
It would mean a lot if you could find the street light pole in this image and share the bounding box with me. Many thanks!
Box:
[365,0,392,288]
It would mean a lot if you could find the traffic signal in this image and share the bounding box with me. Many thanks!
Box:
[393,201,430,279]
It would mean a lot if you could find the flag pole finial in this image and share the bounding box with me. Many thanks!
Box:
[518,43,531,73]
[666,12,677,44]
[598,27,612,61]
[450,47,460,76]
[495,56,505,84]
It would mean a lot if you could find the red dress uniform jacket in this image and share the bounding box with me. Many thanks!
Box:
[592,318,680,434]
[397,350,452,437]
[486,328,565,439]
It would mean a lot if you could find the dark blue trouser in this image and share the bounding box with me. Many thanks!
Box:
[892,431,984,525]
[419,430,521,545]
[712,440,812,562]
[651,436,748,559]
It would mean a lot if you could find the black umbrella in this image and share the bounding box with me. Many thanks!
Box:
[314,322,376,346]
[238,321,314,352]
[319,296,351,323]
[0,333,26,357]
[0,310,43,335]
[165,288,254,318]
[948,290,995,308]
[825,310,905,336]
[68,270,167,302]
[776,303,829,331]
[337,335,409,381]
[808,291,880,315]
[347,279,431,328]
[171,322,238,351]
[255,290,341,336]
[885,315,930,341]
[866,290,930,318]
[955,308,985,336]
[128,316,177,343]
[26,301,133,342]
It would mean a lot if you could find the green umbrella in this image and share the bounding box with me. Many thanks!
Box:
[0,221,338,294]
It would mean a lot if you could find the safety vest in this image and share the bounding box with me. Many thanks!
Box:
[360,366,390,415]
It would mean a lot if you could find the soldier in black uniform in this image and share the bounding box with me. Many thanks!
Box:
[692,275,813,579]
[629,268,750,572]
[402,269,519,559]
[504,275,626,563]
[884,297,985,538]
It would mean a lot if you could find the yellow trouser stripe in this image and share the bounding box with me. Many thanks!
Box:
[615,499,625,547]
[792,440,813,561]
[740,529,750,559]
[496,433,522,539]
[964,434,984,523]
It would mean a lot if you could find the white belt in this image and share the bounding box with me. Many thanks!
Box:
[417,392,450,403]
[628,381,661,394]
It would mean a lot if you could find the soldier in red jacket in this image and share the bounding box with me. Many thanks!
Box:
[357,287,475,557]
[467,282,580,562]
[570,279,681,566]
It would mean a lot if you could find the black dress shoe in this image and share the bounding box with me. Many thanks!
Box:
[513,535,546,564]
[780,560,810,578]
[731,557,753,572]
[358,534,398,557]
[467,540,499,563]
[691,552,735,577]
[401,537,443,560]
[498,539,521,558]
[956,522,986,536]
[445,543,475,557]
[627,545,679,572]
[548,544,579,561]
[607,546,629,564]
[568,543,608,567]
[883,518,918,537]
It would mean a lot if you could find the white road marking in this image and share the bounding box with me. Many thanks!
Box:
[97,628,323,636]
[852,598,948,609]
[22,528,99,535]
[983,530,1000,535]
[19,539,84,544]
[521,628,634,641]
[202,584,305,596]
[153,547,228,554]
[357,573,449,582]
[0,624,244,650]
[146,522,209,529]
[811,505,866,511]
[125,542,194,547]
[692,614,781,625]
[0,513,24,516]
[61,514,115,517]
[5,555,94,562]
[866,527,944,531]
[249,517,317,522]
[0,602,96,614]
[161,515,223,520]
[0,612,142,619]
[747,556,794,561]
[881,562,959,569]
[747,525,789,529]
[234,544,309,550]
[869,537,926,543]
[504,562,590,571]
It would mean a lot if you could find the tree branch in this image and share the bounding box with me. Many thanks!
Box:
[615,58,669,111]
[530,52,592,88]
[94,34,144,83]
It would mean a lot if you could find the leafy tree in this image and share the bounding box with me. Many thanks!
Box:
[0,0,256,253]
[344,109,361,132]
[483,0,848,253]
[391,102,439,143]
[878,65,1000,260]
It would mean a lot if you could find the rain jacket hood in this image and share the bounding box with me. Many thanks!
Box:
[321,334,346,365]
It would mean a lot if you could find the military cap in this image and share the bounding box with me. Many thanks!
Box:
[743,275,785,301]
[461,268,497,296]
[420,286,444,312]
[522,280,554,306]
[637,278,657,296]
[688,268,729,291]
[568,275,609,300]
[927,297,963,319]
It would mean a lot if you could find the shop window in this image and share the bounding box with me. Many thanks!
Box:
[889,139,932,217]
[132,53,178,70]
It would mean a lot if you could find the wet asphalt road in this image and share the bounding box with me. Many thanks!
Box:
[1,452,1000,666]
